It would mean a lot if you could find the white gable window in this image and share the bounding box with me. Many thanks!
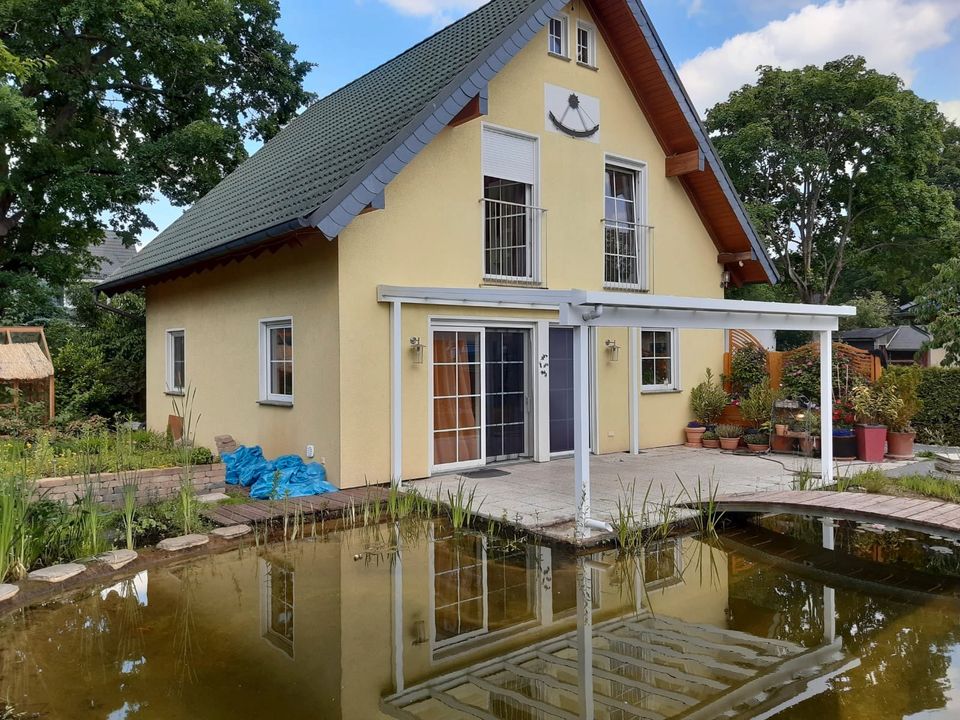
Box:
[604,159,650,290]
[640,329,678,392]
[481,126,541,283]
[260,318,294,404]
[165,329,185,394]
[547,15,568,57]
[576,21,596,67]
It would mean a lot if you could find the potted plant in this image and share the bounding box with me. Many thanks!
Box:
[878,368,921,460]
[832,397,857,460]
[687,369,728,447]
[744,432,770,453]
[701,430,719,449]
[739,383,775,433]
[850,382,902,463]
[716,423,744,450]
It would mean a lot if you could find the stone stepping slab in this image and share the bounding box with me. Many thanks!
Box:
[210,524,251,539]
[97,549,138,570]
[28,563,86,583]
[197,492,231,504]
[0,584,19,602]
[157,534,209,551]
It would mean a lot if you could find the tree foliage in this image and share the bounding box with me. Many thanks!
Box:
[916,256,960,366]
[708,56,958,304]
[839,290,895,330]
[47,288,146,421]
[0,0,313,294]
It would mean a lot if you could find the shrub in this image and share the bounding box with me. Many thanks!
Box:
[689,369,729,425]
[913,367,960,445]
[191,446,215,465]
[744,433,769,445]
[729,345,768,396]
[702,430,718,441]
[739,384,776,429]
[715,424,744,438]
[850,382,902,426]
[878,366,922,433]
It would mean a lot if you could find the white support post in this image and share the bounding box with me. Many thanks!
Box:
[390,301,403,487]
[821,518,836,643]
[628,327,640,455]
[576,557,595,720]
[391,522,404,692]
[534,320,551,463]
[573,323,591,535]
[819,330,834,487]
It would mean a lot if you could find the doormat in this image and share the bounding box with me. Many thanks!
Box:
[462,468,511,479]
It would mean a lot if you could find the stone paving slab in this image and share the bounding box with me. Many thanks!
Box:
[28,563,85,583]
[0,584,19,602]
[97,549,138,570]
[210,524,251,539]
[197,492,231,504]
[157,534,209,551]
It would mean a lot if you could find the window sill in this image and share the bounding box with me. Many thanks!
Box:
[603,283,649,294]
[548,51,571,62]
[164,389,185,397]
[258,399,294,408]
[641,387,681,395]
[481,278,545,289]
[576,61,599,72]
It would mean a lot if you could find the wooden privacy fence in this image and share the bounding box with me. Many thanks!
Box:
[723,330,881,396]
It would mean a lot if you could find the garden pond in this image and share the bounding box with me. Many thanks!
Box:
[4,513,960,719]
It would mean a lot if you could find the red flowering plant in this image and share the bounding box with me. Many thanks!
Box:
[832,398,856,435]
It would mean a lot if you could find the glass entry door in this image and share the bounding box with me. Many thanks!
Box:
[548,328,575,453]
[485,329,528,461]
[433,330,482,468]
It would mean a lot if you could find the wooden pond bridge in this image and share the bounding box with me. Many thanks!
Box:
[697,490,960,540]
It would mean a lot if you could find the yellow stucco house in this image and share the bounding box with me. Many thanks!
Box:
[98,0,783,490]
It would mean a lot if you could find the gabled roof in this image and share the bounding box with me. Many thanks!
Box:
[839,325,932,352]
[85,231,138,281]
[98,0,776,294]
[840,327,899,342]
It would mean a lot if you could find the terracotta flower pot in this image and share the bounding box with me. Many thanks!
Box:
[746,442,769,453]
[684,426,706,448]
[856,424,887,463]
[771,434,794,453]
[886,431,916,460]
[775,424,788,436]
[719,436,741,451]
[702,438,720,449]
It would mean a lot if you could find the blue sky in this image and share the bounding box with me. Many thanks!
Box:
[139,0,960,242]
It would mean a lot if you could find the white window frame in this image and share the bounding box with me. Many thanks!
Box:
[639,327,679,393]
[428,524,489,651]
[165,328,185,395]
[547,14,569,58]
[259,317,294,404]
[480,123,542,284]
[603,155,649,291]
[576,20,597,68]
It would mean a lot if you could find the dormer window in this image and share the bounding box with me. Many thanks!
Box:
[547,15,568,57]
[576,21,596,67]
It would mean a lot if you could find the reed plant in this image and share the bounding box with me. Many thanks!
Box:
[120,479,139,550]
[176,480,200,535]
[677,475,725,537]
[446,479,483,530]
[75,484,108,557]
[0,475,32,582]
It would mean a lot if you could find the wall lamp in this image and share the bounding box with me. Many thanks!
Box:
[409,336,426,364]
[604,338,621,362]
[720,270,732,289]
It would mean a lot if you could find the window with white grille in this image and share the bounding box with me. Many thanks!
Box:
[547,15,568,57]
[604,162,650,290]
[259,318,293,403]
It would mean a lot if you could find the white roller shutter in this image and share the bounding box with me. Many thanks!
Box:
[482,127,537,185]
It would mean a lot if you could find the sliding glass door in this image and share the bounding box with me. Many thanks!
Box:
[485,329,527,461]
[433,330,482,468]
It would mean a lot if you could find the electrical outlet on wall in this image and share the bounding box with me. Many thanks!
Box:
[305,444,315,458]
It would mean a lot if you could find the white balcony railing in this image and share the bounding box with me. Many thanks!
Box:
[603,219,654,292]
[482,198,546,285]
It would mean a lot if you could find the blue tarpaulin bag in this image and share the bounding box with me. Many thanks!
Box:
[222,445,336,499]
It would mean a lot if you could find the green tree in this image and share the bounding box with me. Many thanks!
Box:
[47,288,146,420]
[839,290,894,330]
[708,56,958,304]
[0,0,313,295]
[916,256,960,366]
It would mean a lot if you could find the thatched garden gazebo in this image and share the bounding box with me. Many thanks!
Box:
[0,327,55,422]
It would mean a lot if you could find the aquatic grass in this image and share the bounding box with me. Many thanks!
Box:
[852,468,890,494]
[75,484,108,557]
[891,473,960,502]
[0,475,32,582]
[677,475,725,538]
[446,479,483,530]
[176,480,201,535]
[119,478,140,550]
[792,465,817,491]
[610,478,650,554]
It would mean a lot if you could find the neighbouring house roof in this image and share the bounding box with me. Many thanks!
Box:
[97,0,777,295]
[85,231,139,282]
[0,343,54,381]
[839,325,932,353]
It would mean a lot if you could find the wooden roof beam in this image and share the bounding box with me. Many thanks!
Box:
[447,85,489,128]
[718,251,754,265]
[665,149,704,177]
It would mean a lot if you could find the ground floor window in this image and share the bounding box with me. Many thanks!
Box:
[165,329,185,394]
[260,317,293,403]
[640,328,677,391]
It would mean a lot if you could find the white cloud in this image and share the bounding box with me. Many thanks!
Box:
[687,0,705,17]
[678,0,960,114]
[376,0,485,22]
[940,100,960,124]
